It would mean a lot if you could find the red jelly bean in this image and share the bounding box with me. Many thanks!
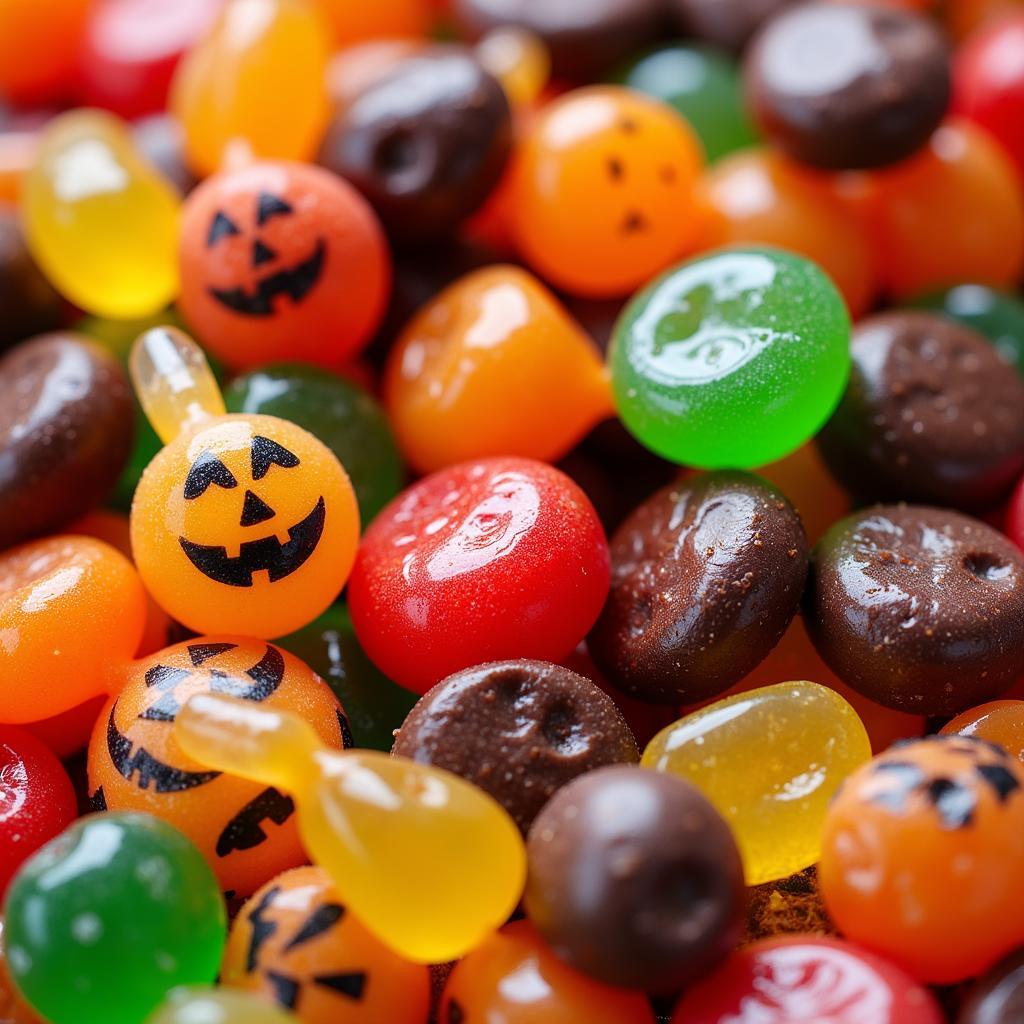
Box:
[349,456,610,693]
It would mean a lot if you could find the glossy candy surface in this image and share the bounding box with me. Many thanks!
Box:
[610,247,851,468]
[146,988,299,1024]
[0,0,89,104]
[643,681,872,884]
[942,701,1024,761]
[316,0,429,46]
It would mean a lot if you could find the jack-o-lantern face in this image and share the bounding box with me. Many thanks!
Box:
[131,413,359,638]
[87,638,351,899]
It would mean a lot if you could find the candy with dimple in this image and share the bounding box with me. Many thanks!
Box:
[942,700,1024,761]
[23,109,180,318]
[642,681,872,885]
[146,988,299,1024]
[174,690,526,963]
[609,247,851,468]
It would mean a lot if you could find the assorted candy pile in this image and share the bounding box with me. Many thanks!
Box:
[2,0,1024,1021]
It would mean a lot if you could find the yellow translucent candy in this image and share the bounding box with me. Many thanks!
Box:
[476,27,550,107]
[23,109,180,318]
[642,681,871,885]
[147,988,299,1023]
[176,692,526,963]
[172,0,331,177]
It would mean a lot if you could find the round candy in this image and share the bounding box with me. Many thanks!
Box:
[222,866,431,1024]
[667,0,793,54]
[0,727,76,899]
[609,247,851,468]
[672,936,944,1023]
[589,472,809,705]
[4,812,227,1024]
[318,48,512,245]
[806,505,1024,715]
[941,700,1024,761]
[0,210,62,353]
[131,412,360,639]
[146,988,299,1024]
[816,311,1024,509]
[643,681,871,885]
[958,948,1024,1024]
[819,736,1024,982]
[0,0,89,104]
[525,765,744,993]
[0,333,134,550]
[348,456,610,693]
[179,161,390,371]
[743,2,951,170]
[393,659,639,834]
[511,85,703,298]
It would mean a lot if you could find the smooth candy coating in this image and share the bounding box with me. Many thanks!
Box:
[316,0,429,45]
[0,210,61,352]
[222,866,431,1024]
[819,736,1024,982]
[0,920,43,1024]
[146,988,299,1024]
[589,472,808,705]
[744,2,951,170]
[942,700,1024,761]
[667,0,793,54]
[4,812,227,1024]
[958,949,1024,1024]
[0,0,89,104]
[525,766,744,993]
[393,660,639,834]
[806,505,1024,714]
[816,312,1024,509]
[0,333,134,550]
[610,247,851,468]
[643,681,871,885]
[318,48,512,245]
[349,457,610,694]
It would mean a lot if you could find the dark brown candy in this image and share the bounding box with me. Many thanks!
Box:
[0,209,63,352]
[670,0,793,53]
[588,471,809,706]
[958,948,1024,1024]
[805,505,1024,716]
[318,48,511,246]
[391,659,639,835]
[0,333,134,550]
[524,765,745,993]
[744,1,951,170]
[817,312,1024,511]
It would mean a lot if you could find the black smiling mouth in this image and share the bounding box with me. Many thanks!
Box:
[179,496,326,587]
[208,238,326,317]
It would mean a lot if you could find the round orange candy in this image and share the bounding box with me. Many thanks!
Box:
[0,0,89,105]
[179,160,390,371]
[223,865,431,1023]
[942,700,1024,761]
[131,413,359,639]
[511,85,703,298]
[819,736,1024,983]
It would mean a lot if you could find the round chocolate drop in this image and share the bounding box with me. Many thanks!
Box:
[744,1,951,170]
[817,312,1024,511]
[0,210,62,353]
[392,659,639,834]
[668,0,794,54]
[0,333,134,550]
[805,505,1024,715]
[588,472,809,706]
[318,48,511,246]
[525,765,745,993]
[958,949,1024,1024]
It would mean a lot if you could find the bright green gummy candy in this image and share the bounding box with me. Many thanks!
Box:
[4,813,226,1024]
[610,247,851,468]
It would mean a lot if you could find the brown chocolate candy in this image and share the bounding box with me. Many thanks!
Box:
[588,471,809,706]
[391,659,639,834]
[0,333,134,550]
[669,0,793,53]
[0,209,62,353]
[958,948,1024,1024]
[817,312,1024,511]
[805,505,1024,716]
[744,2,950,169]
[525,765,745,993]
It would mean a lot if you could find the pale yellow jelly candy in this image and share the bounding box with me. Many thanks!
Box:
[24,109,180,318]
[146,988,299,1024]
[642,681,871,885]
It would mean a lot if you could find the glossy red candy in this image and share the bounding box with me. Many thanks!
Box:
[349,457,610,693]
[0,726,77,899]
[1008,472,1024,552]
[672,936,944,1024]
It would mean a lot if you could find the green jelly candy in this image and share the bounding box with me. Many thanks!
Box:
[225,364,403,526]
[615,44,758,163]
[610,247,851,468]
[4,813,226,1024]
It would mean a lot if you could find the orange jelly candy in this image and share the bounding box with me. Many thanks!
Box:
[942,700,1024,761]
[511,85,703,298]
[384,265,613,474]
[315,0,429,45]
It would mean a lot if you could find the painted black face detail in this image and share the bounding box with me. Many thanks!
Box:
[283,902,344,952]
[184,451,237,499]
[208,238,325,317]
[216,786,295,858]
[252,435,300,480]
[89,785,107,812]
[268,973,301,1010]
[246,885,281,971]
[241,490,275,527]
[257,191,293,225]
[208,211,240,247]
[448,1000,466,1024]
[336,708,354,750]
[314,972,367,1000]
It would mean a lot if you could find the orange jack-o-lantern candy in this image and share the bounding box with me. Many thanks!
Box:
[88,638,351,898]
[130,326,360,638]
[179,161,391,370]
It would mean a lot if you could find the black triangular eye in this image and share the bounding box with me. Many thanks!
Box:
[251,436,300,480]
[207,211,240,248]
[184,452,238,499]
[257,192,293,225]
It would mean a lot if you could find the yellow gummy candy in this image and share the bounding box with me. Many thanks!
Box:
[146,988,299,1024]
[23,109,180,319]
[642,681,871,886]
[176,692,526,963]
